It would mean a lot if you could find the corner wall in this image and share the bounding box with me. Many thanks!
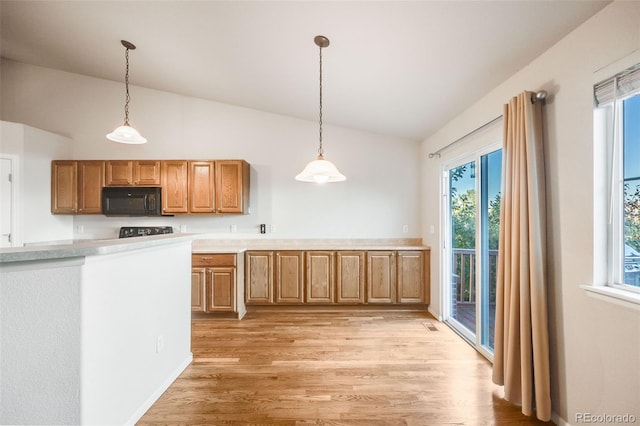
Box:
[421,1,640,423]
[0,121,74,244]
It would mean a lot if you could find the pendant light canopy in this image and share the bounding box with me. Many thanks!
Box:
[107,40,147,144]
[295,35,345,183]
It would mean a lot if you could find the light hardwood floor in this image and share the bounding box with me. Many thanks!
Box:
[138,310,553,425]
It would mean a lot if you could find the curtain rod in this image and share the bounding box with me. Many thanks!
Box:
[428,90,547,159]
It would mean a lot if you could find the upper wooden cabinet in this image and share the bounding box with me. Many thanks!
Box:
[161,159,250,215]
[51,161,77,214]
[53,158,249,215]
[161,160,189,213]
[134,161,162,185]
[105,160,161,186]
[77,161,105,214]
[189,161,216,213]
[216,160,250,214]
[52,160,104,214]
[105,160,132,186]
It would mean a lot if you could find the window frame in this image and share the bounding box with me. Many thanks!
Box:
[607,95,640,294]
[587,57,640,311]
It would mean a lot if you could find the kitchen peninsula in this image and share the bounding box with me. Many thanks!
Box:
[0,234,193,425]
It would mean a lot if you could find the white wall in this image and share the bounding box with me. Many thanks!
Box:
[0,120,74,244]
[80,242,192,425]
[421,1,640,424]
[0,241,192,425]
[0,259,83,425]
[0,61,420,240]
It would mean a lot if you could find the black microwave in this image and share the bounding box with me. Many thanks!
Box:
[101,187,163,216]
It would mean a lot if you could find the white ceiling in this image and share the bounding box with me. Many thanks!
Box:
[0,0,610,141]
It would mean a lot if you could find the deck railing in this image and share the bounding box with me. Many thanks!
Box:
[452,248,498,303]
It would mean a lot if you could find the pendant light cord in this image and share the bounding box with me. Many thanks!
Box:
[124,47,131,126]
[318,43,324,158]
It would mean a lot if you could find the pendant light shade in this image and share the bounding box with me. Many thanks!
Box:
[295,35,345,183]
[107,40,147,144]
[295,155,346,183]
[106,125,147,144]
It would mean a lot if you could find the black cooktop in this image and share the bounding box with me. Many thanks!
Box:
[118,226,174,238]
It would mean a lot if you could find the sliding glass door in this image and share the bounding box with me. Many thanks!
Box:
[445,148,502,358]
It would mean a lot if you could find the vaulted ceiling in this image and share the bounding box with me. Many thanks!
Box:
[0,1,610,141]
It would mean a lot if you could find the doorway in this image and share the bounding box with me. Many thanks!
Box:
[0,155,18,247]
[443,148,502,358]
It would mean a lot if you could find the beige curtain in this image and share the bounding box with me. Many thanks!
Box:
[492,91,551,421]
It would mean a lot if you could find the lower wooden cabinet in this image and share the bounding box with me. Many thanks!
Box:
[244,249,430,306]
[367,251,397,304]
[191,267,207,312]
[275,251,304,304]
[192,254,239,313]
[397,251,425,303]
[306,251,334,304]
[245,251,273,304]
[336,251,365,304]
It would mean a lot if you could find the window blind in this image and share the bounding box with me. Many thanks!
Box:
[594,63,640,106]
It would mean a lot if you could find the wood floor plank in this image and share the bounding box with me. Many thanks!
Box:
[137,310,553,425]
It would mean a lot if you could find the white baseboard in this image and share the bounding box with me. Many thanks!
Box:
[552,411,570,426]
[427,306,442,321]
[125,353,194,426]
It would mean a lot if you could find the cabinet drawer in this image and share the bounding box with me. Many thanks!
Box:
[192,254,237,267]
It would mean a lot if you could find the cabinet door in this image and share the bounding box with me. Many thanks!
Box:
[245,251,273,304]
[216,160,249,214]
[207,267,236,312]
[397,251,424,303]
[367,251,396,304]
[336,251,365,304]
[51,161,77,214]
[105,160,133,186]
[306,251,334,304]
[161,160,188,213]
[134,160,161,186]
[191,267,206,312]
[77,161,104,214]
[189,161,216,213]
[275,251,304,304]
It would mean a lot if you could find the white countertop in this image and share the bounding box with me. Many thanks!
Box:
[0,233,195,264]
[1,236,430,263]
[191,237,430,254]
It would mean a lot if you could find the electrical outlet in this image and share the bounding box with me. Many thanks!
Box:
[230,224,237,233]
[270,225,276,233]
[180,225,187,233]
[77,225,84,233]
[402,225,409,233]
[156,335,164,354]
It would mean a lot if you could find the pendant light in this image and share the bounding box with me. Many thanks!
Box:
[106,40,147,144]
[295,35,346,183]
